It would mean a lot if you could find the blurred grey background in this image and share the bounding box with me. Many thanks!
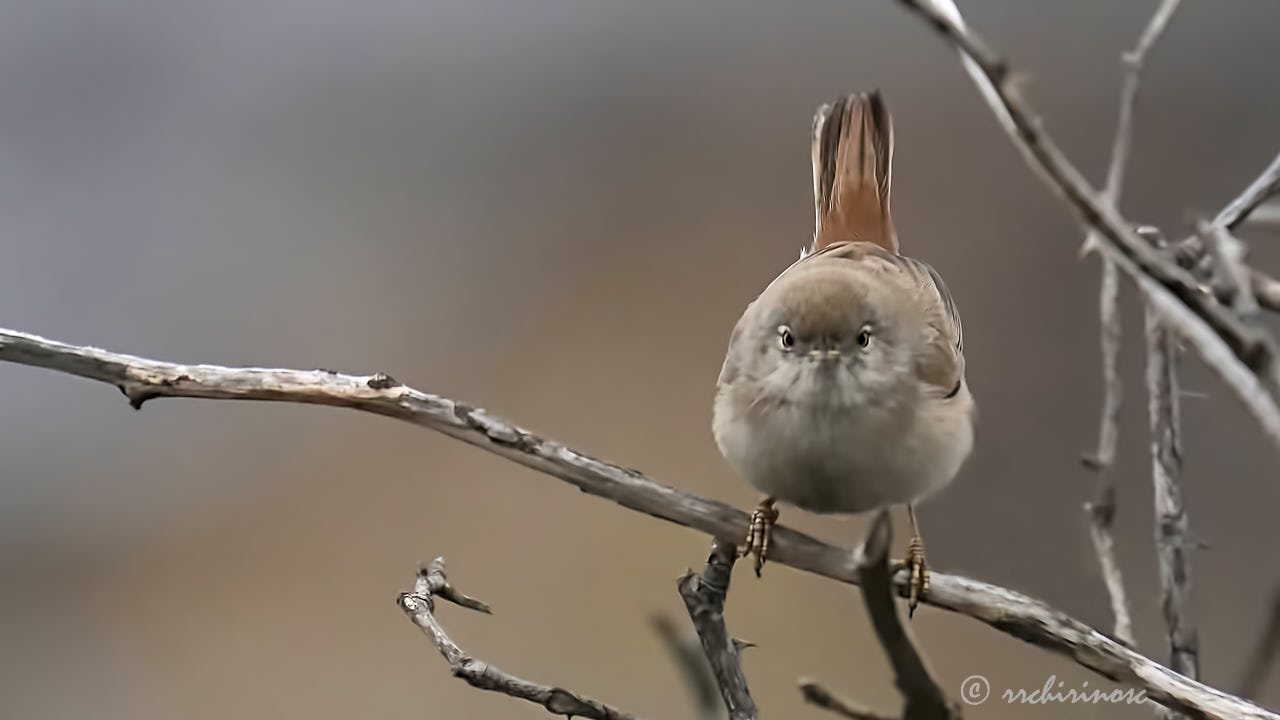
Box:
[2,1,1279,718]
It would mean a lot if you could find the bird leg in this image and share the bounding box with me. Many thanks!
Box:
[905,503,930,617]
[742,496,778,577]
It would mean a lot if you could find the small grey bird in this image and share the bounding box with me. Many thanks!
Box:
[712,91,974,613]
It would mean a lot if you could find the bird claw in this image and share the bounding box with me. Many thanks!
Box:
[742,497,778,577]
[905,533,930,618]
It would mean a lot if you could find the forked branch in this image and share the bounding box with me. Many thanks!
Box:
[677,540,757,720]
[895,0,1280,454]
[398,558,638,719]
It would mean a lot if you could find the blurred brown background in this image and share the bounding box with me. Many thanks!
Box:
[3,1,1280,718]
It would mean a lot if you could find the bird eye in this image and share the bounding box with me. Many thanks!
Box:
[777,325,795,350]
[856,327,872,348]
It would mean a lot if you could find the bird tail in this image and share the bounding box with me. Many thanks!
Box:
[810,91,897,253]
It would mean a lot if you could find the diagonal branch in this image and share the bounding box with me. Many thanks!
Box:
[1238,584,1280,700]
[801,512,962,719]
[858,510,960,719]
[800,681,898,720]
[1174,152,1280,313]
[894,0,1280,456]
[397,558,638,719]
[1215,152,1280,232]
[0,328,1275,719]
[677,540,757,720]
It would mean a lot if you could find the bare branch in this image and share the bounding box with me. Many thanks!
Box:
[800,681,897,720]
[1245,271,1280,313]
[0,328,1275,719]
[1084,258,1124,472]
[1249,203,1280,228]
[397,558,638,719]
[893,0,1280,457]
[1175,153,1280,279]
[677,540,757,720]
[1238,584,1280,699]
[1084,485,1135,647]
[1083,0,1180,473]
[858,510,961,719]
[1146,304,1199,718]
[1216,152,1280,231]
[1105,0,1180,204]
[1201,222,1259,317]
[1078,2,1181,645]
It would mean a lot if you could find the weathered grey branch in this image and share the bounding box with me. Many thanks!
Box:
[858,510,960,719]
[397,558,637,719]
[800,681,897,720]
[894,0,1280,456]
[1174,152,1280,314]
[1081,0,1179,648]
[1215,152,1280,232]
[1201,222,1259,317]
[1084,258,1125,474]
[1146,303,1199,718]
[1084,262,1131,645]
[1084,486,1134,647]
[1243,271,1280,313]
[677,540,757,720]
[1239,584,1280,699]
[1105,0,1180,203]
[800,512,960,720]
[0,328,1274,719]
[1082,0,1180,467]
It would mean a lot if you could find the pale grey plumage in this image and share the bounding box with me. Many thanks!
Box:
[713,92,974,520]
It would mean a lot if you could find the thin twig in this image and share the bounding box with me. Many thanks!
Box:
[1082,0,1180,470]
[799,681,897,720]
[1200,222,1259,317]
[1095,2,1182,653]
[1175,152,1280,277]
[1245,271,1280,313]
[893,0,1280,457]
[1106,0,1180,203]
[1215,152,1280,231]
[858,510,961,719]
[0,329,1274,719]
[1084,485,1135,646]
[1238,584,1280,699]
[1146,302,1199,718]
[651,615,719,720]
[677,540,757,720]
[397,558,638,719]
[1084,257,1125,473]
[1080,1,1179,647]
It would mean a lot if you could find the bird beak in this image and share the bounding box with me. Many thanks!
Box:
[808,349,842,360]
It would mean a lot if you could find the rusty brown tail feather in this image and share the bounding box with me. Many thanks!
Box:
[810,91,897,254]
